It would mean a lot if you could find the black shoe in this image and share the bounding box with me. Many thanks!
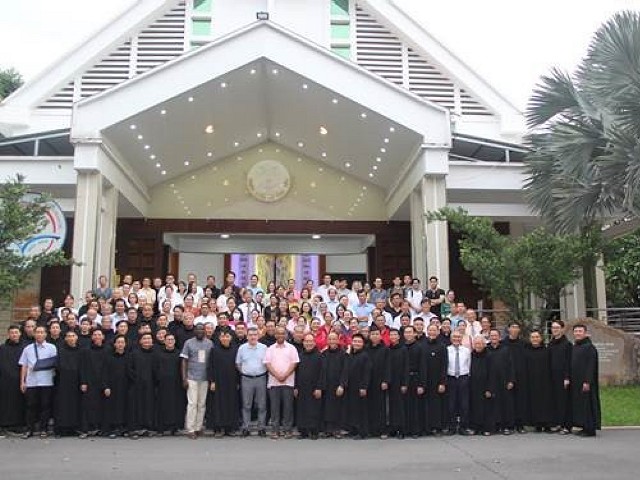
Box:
[461,429,475,436]
[502,428,513,435]
[241,429,250,437]
[310,433,318,440]
[21,431,33,440]
[258,429,266,437]
[397,433,405,440]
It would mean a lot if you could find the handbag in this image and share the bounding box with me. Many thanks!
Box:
[32,343,58,371]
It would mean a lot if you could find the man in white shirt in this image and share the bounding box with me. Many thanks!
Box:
[417,298,438,324]
[465,309,482,337]
[446,331,472,435]
[325,287,340,317]
[194,302,217,327]
[316,274,333,303]
[405,278,424,318]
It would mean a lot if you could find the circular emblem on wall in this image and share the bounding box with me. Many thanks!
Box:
[11,193,67,257]
[246,159,291,203]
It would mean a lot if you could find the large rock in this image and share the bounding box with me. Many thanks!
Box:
[566,318,640,386]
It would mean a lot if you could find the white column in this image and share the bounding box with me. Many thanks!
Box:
[561,275,586,321]
[410,189,426,283]
[95,183,118,286]
[595,255,608,323]
[70,168,102,298]
[423,175,449,290]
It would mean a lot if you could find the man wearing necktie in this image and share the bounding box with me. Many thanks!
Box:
[446,331,473,435]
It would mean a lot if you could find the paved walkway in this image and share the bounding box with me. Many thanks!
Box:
[1,429,639,479]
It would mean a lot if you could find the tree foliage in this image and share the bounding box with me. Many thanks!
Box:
[427,208,596,324]
[603,230,640,307]
[0,175,71,306]
[0,67,23,100]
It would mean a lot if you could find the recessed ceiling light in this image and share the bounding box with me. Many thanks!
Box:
[360,113,367,118]
[319,126,328,135]
[237,156,243,161]
[250,68,256,75]
[223,179,229,186]
[373,165,378,170]
[129,124,136,130]
[302,83,308,89]
[376,157,382,162]
[272,68,278,74]
[150,154,156,160]
[137,134,143,140]
[362,186,367,190]
[161,109,167,115]
[384,138,389,143]
[184,160,190,166]
[205,125,214,134]
[321,152,327,158]
[257,132,263,138]
[332,98,338,104]
[234,141,239,147]
[297,157,302,162]
[161,170,167,175]
[144,145,150,150]
[221,234,230,239]
[389,126,395,132]
[297,141,304,148]
[380,147,386,153]
[155,163,161,168]
[275,132,280,137]
[191,175,195,180]
[312,234,321,240]
[318,167,324,172]
[368,172,374,178]
[207,151,213,157]
[220,82,227,88]
[344,162,351,168]
[188,96,194,102]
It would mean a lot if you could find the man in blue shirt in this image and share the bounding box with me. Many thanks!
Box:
[236,327,268,437]
[19,325,57,438]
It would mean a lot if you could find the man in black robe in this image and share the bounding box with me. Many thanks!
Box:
[570,324,601,437]
[127,333,157,438]
[207,329,240,437]
[403,325,426,438]
[470,336,495,436]
[344,334,372,439]
[294,333,325,439]
[487,329,515,434]
[423,324,448,435]
[80,330,108,437]
[322,331,347,438]
[54,331,83,436]
[503,322,528,433]
[387,329,409,438]
[548,320,572,434]
[366,326,390,438]
[524,330,552,431]
[0,325,25,434]
[103,335,129,437]
[153,333,185,435]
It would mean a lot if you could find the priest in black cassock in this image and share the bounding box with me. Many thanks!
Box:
[206,328,240,437]
[0,326,25,434]
[387,329,409,438]
[404,325,426,438]
[343,334,372,439]
[103,335,129,438]
[294,333,325,439]
[470,336,495,436]
[322,332,347,438]
[570,324,601,437]
[524,330,552,431]
[80,330,108,436]
[487,329,515,434]
[503,322,528,433]
[366,326,390,438]
[548,320,572,434]
[54,331,83,436]
[153,333,185,435]
[127,333,157,438]
[423,324,448,435]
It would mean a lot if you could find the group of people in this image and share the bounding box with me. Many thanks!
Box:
[0,271,601,440]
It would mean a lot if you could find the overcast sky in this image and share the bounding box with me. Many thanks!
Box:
[1,0,640,110]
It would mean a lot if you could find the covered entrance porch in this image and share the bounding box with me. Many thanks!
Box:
[68,20,452,298]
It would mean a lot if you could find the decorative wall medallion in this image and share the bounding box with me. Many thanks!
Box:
[246,159,291,203]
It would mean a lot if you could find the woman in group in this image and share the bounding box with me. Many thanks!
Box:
[548,320,572,434]
[294,333,325,439]
[300,301,314,323]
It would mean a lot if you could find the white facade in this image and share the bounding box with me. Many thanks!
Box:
[0,0,536,301]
